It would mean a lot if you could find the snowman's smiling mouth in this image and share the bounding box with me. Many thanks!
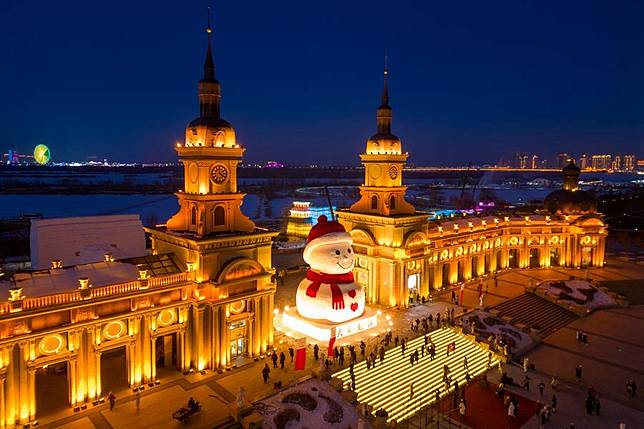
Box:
[337,261,354,270]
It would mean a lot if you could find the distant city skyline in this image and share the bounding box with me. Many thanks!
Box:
[2,1,643,165]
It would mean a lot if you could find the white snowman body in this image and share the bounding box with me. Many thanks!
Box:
[296,228,365,324]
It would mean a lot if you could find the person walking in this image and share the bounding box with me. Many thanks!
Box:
[108,391,116,411]
[551,394,557,413]
[458,399,466,417]
[464,356,469,371]
[551,375,559,390]
[288,347,294,363]
[360,341,367,359]
[279,351,286,369]
[410,382,414,399]
[522,357,529,373]
[271,351,278,368]
[379,346,385,363]
[538,381,545,397]
[508,401,516,418]
[522,375,531,392]
[262,363,270,383]
[313,344,319,361]
[135,391,141,412]
[575,364,583,381]
[401,339,406,356]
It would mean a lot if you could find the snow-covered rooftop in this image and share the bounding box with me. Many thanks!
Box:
[30,215,146,269]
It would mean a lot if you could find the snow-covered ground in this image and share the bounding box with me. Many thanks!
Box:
[465,309,536,354]
[536,279,617,311]
[254,378,364,429]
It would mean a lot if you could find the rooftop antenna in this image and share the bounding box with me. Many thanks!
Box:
[324,186,335,221]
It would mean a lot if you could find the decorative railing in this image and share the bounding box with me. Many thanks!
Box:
[2,271,190,315]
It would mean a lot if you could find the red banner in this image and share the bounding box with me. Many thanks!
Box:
[294,337,306,371]
[294,348,306,370]
[327,336,336,358]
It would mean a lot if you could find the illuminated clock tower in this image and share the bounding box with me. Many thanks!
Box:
[349,64,415,215]
[165,19,254,237]
[147,11,277,368]
[338,63,429,308]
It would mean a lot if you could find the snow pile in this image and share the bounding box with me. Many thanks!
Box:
[465,310,536,354]
[537,279,616,311]
[254,378,364,429]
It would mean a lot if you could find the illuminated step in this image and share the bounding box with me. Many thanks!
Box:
[332,329,497,423]
[334,329,482,377]
[356,345,487,404]
[335,328,455,378]
[342,332,477,396]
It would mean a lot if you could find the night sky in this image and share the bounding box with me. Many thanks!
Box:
[1,1,643,165]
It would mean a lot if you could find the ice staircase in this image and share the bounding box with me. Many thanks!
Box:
[491,292,578,336]
[333,328,497,423]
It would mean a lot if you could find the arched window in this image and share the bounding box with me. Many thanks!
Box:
[389,195,396,210]
[190,206,198,225]
[371,195,378,210]
[214,206,226,226]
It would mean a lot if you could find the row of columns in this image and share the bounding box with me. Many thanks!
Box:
[190,292,275,373]
[360,235,605,309]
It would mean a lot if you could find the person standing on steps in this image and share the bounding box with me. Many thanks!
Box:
[262,363,270,383]
[575,364,583,381]
[108,391,116,411]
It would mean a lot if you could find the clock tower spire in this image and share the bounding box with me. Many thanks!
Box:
[164,6,254,236]
[349,60,415,216]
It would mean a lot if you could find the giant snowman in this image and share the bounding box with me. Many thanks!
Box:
[296,215,365,323]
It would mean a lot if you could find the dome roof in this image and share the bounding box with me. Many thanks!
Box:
[185,117,237,148]
[366,133,402,155]
[544,189,597,215]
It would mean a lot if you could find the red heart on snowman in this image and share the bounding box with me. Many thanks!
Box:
[350,303,358,312]
[348,290,356,298]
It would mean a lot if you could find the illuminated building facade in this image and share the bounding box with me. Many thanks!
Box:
[338,68,607,309]
[285,201,336,239]
[0,17,276,427]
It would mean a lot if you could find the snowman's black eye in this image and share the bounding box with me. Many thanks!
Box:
[347,248,352,253]
[335,250,341,255]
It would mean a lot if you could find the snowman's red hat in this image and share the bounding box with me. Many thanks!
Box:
[304,215,351,259]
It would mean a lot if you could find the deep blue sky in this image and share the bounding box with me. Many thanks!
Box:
[1,1,643,165]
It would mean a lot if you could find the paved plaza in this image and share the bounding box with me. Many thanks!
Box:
[32,255,644,428]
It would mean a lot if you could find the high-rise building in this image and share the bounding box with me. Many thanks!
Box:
[531,155,539,169]
[611,155,622,171]
[623,155,637,172]
[578,154,589,170]
[591,155,611,170]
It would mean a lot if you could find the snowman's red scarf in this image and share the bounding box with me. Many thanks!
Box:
[306,269,354,310]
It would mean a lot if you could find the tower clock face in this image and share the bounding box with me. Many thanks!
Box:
[211,165,229,184]
[388,165,398,180]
